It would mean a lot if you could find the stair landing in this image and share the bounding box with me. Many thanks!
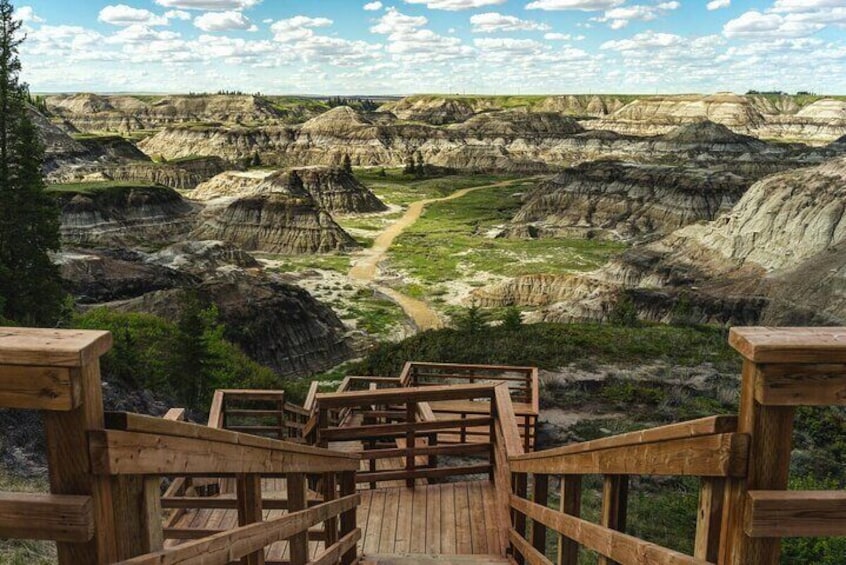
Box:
[361,555,511,565]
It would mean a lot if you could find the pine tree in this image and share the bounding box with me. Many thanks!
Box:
[403,153,415,175]
[0,1,62,325]
[342,153,352,174]
[415,151,425,177]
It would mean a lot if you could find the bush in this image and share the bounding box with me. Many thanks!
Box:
[72,307,279,410]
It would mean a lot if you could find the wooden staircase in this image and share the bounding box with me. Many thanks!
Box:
[0,327,845,565]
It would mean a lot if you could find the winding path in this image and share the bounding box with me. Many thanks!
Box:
[348,179,526,331]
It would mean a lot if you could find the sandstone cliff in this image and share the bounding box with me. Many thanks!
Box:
[192,193,358,254]
[44,93,301,133]
[106,156,231,190]
[188,166,386,213]
[511,160,748,240]
[52,184,199,248]
[476,156,846,325]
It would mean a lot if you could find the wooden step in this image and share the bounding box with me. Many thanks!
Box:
[360,554,511,565]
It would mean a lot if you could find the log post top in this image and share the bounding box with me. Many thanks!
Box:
[729,327,846,364]
[0,327,112,367]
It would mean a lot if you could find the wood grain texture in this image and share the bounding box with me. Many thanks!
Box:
[693,477,724,562]
[511,495,709,565]
[510,433,748,477]
[0,492,93,542]
[0,364,78,410]
[745,490,846,537]
[755,363,846,405]
[729,326,846,363]
[0,327,112,367]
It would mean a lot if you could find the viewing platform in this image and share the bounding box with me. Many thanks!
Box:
[0,326,844,564]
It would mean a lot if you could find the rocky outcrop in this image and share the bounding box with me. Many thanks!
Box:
[511,161,748,240]
[53,184,199,248]
[533,95,627,116]
[187,166,386,213]
[149,240,260,274]
[106,157,231,190]
[193,194,358,254]
[44,93,307,133]
[588,94,846,144]
[59,249,196,303]
[109,275,352,376]
[138,125,296,165]
[477,156,846,325]
[379,96,480,124]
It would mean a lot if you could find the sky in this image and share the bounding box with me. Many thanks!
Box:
[13,0,846,95]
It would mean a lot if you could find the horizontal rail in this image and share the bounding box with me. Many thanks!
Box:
[321,416,492,441]
[509,433,749,477]
[509,527,552,565]
[0,364,80,411]
[414,372,532,382]
[356,463,492,484]
[745,490,846,538]
[754,363,846,406]
[408,361,536,373]
[0,492,93,542]
[90,429,359,475]
[115,493,359,565]
[511,416,738,461]
[214,389,285,400]
[161,497,323,510]
[730,326,846,363]
[510,495,710,565]
[360,442,491,460]
[309,528,361,565]
[315,383,497,408]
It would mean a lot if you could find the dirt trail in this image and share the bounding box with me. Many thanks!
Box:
[348,179,526,331]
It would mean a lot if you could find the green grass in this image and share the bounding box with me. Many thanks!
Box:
[45,181,163,194]
[353,168,519,206]
[385,182,625,289]
[337,288,407,337]
[267,254,353,274]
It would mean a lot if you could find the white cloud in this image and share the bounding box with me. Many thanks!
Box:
[596,2,680,29]
[601,30,685,51]
[370,8,428,34]
[154,0,261,11]
[99,4,168,26]
[772,0,846,12]
[271,16,333,42]
[403,0,507,10]
[14,6,44,23]
[364,1,384,10]
[706,0,730,10]
[194,11,256,32]
[544,32,585,40]
[723,10,826,39]
[165,10,191,20]
[107,24,181,43]
[526,0,624,11]
[470,12,550,32]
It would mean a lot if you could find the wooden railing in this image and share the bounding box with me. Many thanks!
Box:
[314,383,500,487]
[0,327,361,565]
[502,327,846,565]
[400,361,539,450]
[208,389,310,442]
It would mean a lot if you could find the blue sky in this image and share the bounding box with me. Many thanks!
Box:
[13,0,846,94]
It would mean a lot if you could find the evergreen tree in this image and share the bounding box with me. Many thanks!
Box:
[251,151,261,167]
[501,306,523,332]
[342,153,352,174]
[403,153,415,175]
[0,1,62,325]
[452,303,489,334]
[414,151,425,177]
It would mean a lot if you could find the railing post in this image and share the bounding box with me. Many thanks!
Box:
[720,355,795,564]
[286,472,308,565]
[695,477,725,562]
[557,475,581,565]
[322,472,338,550]
[22,330,120,565]
[598,475,628,565]
[339,470,358,565]
[237,473,265,565]
[512,472,528,565]
[317,404,329,448]
[111,475,163,558]
[531,473,549,554]
[406,401,417,487]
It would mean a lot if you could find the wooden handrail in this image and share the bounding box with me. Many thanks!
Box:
[115,493,360,565]
[0,492,94,542]
[316,383,497,408]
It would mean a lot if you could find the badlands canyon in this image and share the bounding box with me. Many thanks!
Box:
[37,92,846,376]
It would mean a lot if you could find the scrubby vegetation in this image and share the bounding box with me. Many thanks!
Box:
[72,304,280,410]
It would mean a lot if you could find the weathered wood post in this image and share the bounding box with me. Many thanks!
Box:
[719,327,842,565]
[0,327,116,564]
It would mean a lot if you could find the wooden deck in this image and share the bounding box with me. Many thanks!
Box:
[168,479,502,560]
